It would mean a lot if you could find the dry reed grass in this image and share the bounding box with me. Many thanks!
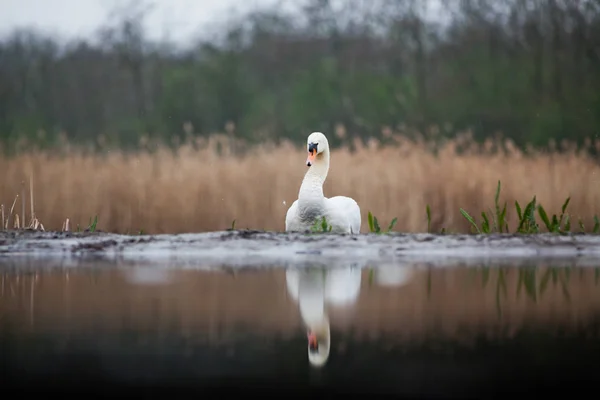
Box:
[0,132,599,234]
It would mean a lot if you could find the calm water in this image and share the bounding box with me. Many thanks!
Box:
[1,259,600,397]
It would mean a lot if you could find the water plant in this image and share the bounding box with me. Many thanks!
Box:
[426,204,432,233]
[306,212,398,234]
[310,216,333,233]
[367,211,397,234]
[459,180,600,234]
[459,180,508,233]
[87,215,98,232]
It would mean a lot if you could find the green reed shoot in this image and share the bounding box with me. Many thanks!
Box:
[460,180,508,234]
[458,180,600,234]
[368,211,397,234]
[87,215,98,232]
[311,216,333,233]
[426,204,431,233]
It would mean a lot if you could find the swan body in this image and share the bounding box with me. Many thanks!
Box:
[285,132,361,234]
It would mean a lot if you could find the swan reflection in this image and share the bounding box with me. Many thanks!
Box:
[123,266,173,286]
[285,263,362,367]
[373,264,415,287]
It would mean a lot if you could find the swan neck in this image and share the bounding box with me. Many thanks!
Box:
[299,150,330,198]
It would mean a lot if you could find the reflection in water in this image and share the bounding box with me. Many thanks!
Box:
[283,263,418,367]
[285,266,362,367]
[123,266,173,286]
[1,261,600,395]
[467,266,594,318]
[373,264,415,287]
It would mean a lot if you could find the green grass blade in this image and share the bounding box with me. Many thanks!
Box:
[89,215,98,232]
[551,214,559,232]
[494,180,501,208]
[321,216,329,232]
[426,204,431,233]
[368,211,374,233]
[515,201,523,231]
[521,196,538,233]
[593,216,600,234]
[564,214,571,232]
[494,180,502,231]
[558,196,570,228]
[499,202,507,233]
[537,205,552,232]
[387,217,398,232]
[481,211,490,233]
[460,208,481,234]
[561,196,571,215]
[488,207,497,232]
[374,216,381,233]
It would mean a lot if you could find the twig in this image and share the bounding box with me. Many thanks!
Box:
[7,195,18,230]
[29,174,35,226]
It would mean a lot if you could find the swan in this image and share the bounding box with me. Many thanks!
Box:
[285,266,362,367]
[285,132,361,234]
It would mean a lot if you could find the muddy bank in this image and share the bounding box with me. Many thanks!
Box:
[0,230,600,269]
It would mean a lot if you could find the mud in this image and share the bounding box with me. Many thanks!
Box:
[1,229,600,269]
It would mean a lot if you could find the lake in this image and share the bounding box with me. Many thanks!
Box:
[1,231,600,397]
[2,258,600,397]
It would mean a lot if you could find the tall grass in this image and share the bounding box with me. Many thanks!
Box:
[0,132,598,234]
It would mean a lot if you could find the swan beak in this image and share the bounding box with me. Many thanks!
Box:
[306,149,316,167]
[307,331,318,351]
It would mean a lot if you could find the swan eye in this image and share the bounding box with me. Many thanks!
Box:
[308,142,318,154]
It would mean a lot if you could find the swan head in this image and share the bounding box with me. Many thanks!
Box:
[306,317,331,367]
[306,131,329,167]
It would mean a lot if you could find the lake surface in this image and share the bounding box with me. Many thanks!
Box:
[2,257,600,397]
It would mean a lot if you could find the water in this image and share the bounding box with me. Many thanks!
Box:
[2,258,600,397]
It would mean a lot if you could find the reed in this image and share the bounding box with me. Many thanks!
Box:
[0,132,598,234]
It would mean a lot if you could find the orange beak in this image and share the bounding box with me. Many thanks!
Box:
[306,149,317,167]
[307,331,318,350]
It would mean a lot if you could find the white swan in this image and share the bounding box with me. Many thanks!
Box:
[285,132,361,233]
[285,266,362,367]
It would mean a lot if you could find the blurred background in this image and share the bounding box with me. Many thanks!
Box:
[0,0,599,234]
